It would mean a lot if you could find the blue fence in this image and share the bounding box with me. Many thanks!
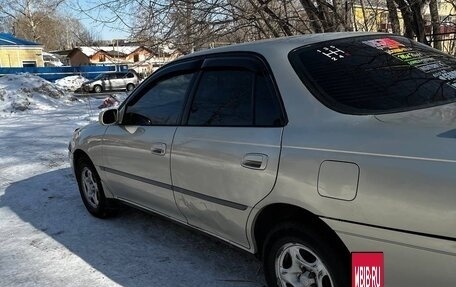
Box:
[0,65,129,82]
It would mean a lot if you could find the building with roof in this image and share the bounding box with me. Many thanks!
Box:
[66,46,156,66]
[62,45,184,74]
[0,33,44,68]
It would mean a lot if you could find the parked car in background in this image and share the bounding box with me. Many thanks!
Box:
[82,71,139,93]
[69,32,456,287]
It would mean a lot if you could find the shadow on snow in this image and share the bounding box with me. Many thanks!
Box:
[1,168,265,287]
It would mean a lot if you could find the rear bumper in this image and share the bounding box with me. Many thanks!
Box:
[323,218,456,287]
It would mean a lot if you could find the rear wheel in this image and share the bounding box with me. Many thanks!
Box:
[93,85,102,93]
[75,157,116,218]
[263,222,349,287]
[126,83,135,91]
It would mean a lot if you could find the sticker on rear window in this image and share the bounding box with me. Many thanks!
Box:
[362,38,409,54]
[317,45,347,62]
[363,37,456,87]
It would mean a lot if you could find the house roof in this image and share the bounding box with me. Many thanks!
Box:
[103,50,128,57]
[79,46,141,57]
[50,49,73,56]
[0,33,41,46]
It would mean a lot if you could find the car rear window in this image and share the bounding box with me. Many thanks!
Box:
[289,35,456,114]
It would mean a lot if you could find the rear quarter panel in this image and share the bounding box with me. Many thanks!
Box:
[249,49,456,286]
[254,116,456,286]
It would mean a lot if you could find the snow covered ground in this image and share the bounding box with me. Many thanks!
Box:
[55,75,88,92]
[0,77,265,286]
[0,74,71,113]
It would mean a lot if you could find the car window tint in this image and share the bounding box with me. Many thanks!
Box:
[126,73,134,78]
[188,70,254,126]
[255,74,283,126]
[118,73,127,79]
[123,73,194,125]
[289,36,456,114]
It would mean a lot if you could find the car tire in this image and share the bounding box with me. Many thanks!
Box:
[126,83,135,91]
[263,222,350,287]
[93,85,102,93]
[75,157,117,218]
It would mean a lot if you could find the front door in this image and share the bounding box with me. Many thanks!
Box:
[171,57,286,247]
[101,72,196,221]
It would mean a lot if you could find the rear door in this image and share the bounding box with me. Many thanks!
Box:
[101,60,201,221]
[110,73,124,89]
[100,73,117,91]
[171,55,286,247]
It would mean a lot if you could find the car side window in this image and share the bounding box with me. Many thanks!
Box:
[126,73,134,78]
[188,70,254,126]
[123,73,194,126]
[187,65,284,127]
[255,73,283,126]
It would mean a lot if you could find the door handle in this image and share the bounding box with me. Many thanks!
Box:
[241,153,268,170]
[151,143,166,156]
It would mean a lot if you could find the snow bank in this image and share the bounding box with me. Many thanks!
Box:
[55,75,88,92]
[0,74,68,113]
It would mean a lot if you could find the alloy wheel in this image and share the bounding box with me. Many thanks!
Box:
[80,167,100,208]
[275,243,334,287]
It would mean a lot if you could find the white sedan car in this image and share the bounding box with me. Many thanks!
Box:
[70,32,456,287]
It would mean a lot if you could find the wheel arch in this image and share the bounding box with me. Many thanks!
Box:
[73,148,117,218]
[252,203,350,260]
[72,148,114,199]
[73,149,92,169]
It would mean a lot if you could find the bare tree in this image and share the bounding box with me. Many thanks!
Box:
[0,0,66,42]
[386,0,401,34]
[73,0,454,52]
[3,9,98,50]
[73,0,356,52]
[0,16,13,32]
[429,0,442,50]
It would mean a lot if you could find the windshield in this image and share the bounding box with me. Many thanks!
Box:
[289,35,456,115]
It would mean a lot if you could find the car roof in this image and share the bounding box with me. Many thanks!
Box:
[180,32,388,59]
[109,72,133,75]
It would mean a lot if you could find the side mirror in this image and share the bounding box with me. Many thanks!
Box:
[99,109,118,125]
